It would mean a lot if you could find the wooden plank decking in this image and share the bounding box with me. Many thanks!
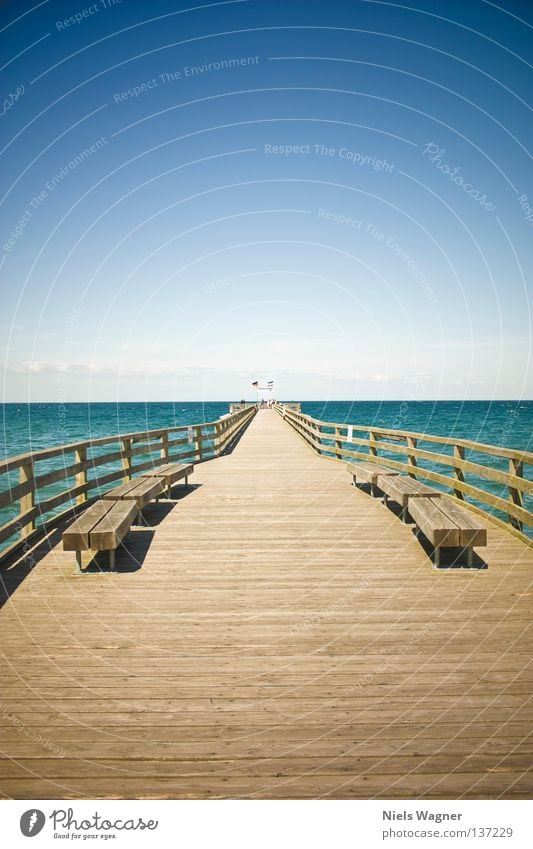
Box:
[0,409,532,799]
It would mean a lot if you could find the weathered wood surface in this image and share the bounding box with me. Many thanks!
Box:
[347,462,400,486]
[410,498,461,548]
[141,462,193,496]
[410,498,487,549]
[62,501,137,553]
[62,501,113,552]
[378,475,442,508]
[89,501,138,552]
[103,478,165,508]
[0,410,532,800]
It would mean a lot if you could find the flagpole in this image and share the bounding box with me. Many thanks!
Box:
[251,381,274,406]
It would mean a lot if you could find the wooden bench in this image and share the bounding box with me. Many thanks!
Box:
[409,496,488,568]
[346,462,400,496]
[102,477,165,524]
[377,474,441,522]
[141,463,194,498]
[63,500,137,572]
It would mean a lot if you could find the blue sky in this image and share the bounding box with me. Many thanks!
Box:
[1,0,531,401]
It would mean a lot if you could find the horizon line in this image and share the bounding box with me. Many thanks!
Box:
[1,399,531,404]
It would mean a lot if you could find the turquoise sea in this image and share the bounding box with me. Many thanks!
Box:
[0,401,531,548]
[1,401,531,460]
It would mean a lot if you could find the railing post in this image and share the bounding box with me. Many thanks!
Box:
[335,427,342,460]
[213,422,221,456]
[453,445,465,500]
[219,420,229,454]
[369,430,378,458]
[195,425,202,461]
[19,460,35,539]
[160,431,169,462]
[509,458,524,531]
[75,447,88,506]
[407,436,417,478]
[317,421,324,454]
[122,437,133,482]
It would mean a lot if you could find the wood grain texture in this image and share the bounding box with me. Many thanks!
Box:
[408,498,461,548]
[142,463,193,480]
[62,501,114,552]
[0,410,532,800]
[377,475,442,507]
[89,501,138,551]
[346,462,400,486]
[103,478,165,509]
[141,463,194,490]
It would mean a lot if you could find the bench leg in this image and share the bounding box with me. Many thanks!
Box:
[185,475,188,486]
[75,551,82,573]
[466,547,473,568]
[401,505,407,522]
[434,546,441,568]
[371,482,376,497]
[136,509,150,527]
[109,549,116,571]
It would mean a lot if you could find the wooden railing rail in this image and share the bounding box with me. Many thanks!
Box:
[276,405,533,546]
[0,405,256,562]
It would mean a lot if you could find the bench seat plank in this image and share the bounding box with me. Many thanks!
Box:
[141,463,193,496]
[408,498,461,547]
[62,501,115,551]
[409,496,487,568]
[90,501,137,551]
[346,462,400,487]
[103,478,164,509]
[377,475,441,508]
[432,498,487,548]
[151,462,193,479]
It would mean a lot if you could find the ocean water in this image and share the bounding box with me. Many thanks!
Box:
[300,400,532,451]
[0,402,230,461]
[1,401,530,460]
[0,401,531,549]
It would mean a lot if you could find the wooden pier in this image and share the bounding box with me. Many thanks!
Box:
[0,408,532,799]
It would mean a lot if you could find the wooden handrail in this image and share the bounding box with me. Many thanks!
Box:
[276,405,533,547]
[279,409,533,464]
[0,405,256,562]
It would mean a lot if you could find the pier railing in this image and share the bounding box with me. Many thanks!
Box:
[0,405,256,562]
[276,405,533,546]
